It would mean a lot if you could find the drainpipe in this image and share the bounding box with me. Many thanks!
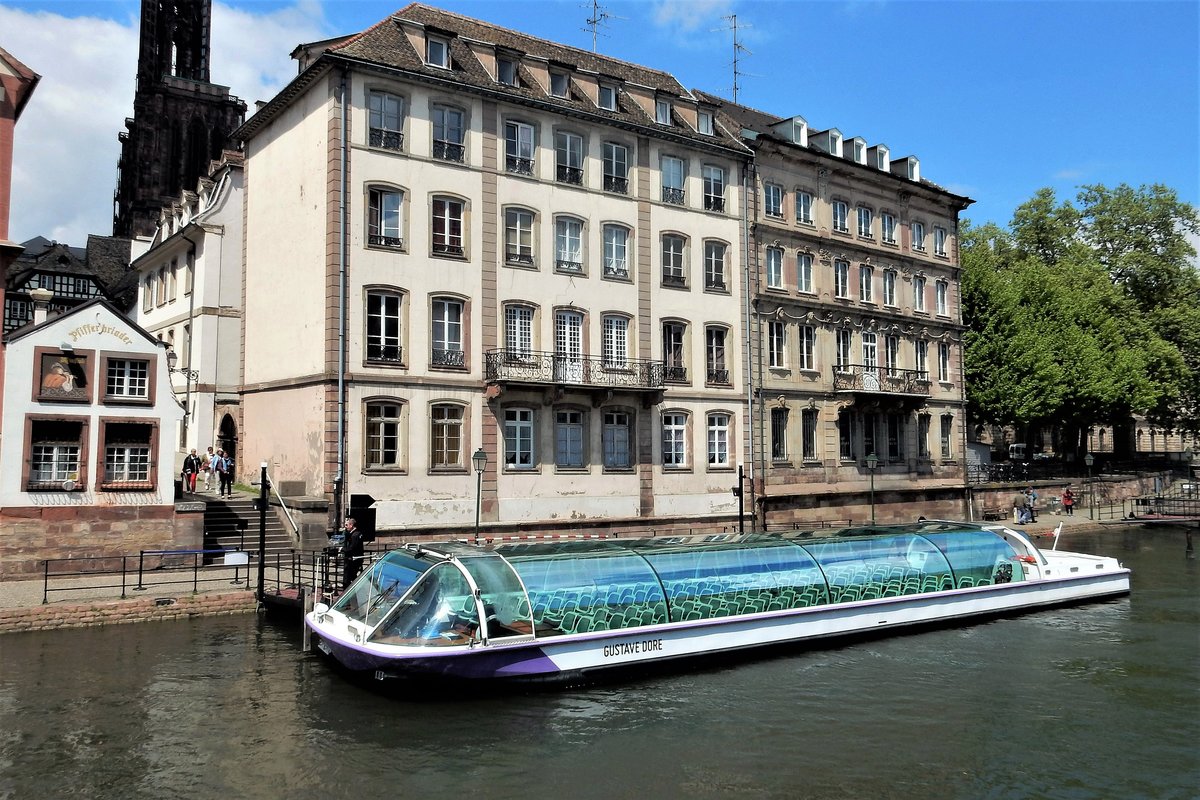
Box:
[180,231,198,453]
[334,69,349,527]
[742,159,757,527]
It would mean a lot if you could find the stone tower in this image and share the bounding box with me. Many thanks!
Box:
[113,0,246,238]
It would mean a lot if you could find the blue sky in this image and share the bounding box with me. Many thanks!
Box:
[2,0,1197,245]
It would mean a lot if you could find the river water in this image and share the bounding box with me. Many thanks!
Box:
[1,526,1196,800]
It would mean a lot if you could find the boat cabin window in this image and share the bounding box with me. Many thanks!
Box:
[457,551,534,638]
[920,530,1022,587]
[370,563,481,646]
[332,550,431,627]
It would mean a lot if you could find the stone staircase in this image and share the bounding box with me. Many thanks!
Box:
[198,492,296,565]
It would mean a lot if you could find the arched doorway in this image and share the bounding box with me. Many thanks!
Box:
[217,414,238,470]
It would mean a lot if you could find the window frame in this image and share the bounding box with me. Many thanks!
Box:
[430,296,466,369]
[602,408,634,470]
[662,321,688,383]
[702,164,726,212]
[367,185,405,249]
[504,406,537,470]
[857,206,874,238]
[936,280,949,316]
[504,207,536,267]
[796,190,814,225]
[833,200,849,233]
[504,304,535,361]
[431,195,466,258]
[504,120,535,175]
[432,104,466,162]
[661,233,687,287]
[834,259,851,299]
[602,223,630,279]
[364,399,406,472]
[24,414,88,492]
[764,183,784,218]
[365,288,405,366]
[602,141,629,194]
[661,155,685,205]
[911,220,926,252]
[705,326,730,385]
[426,35,450,68]
[554,130,584,186]
[554,215,585,274]
[859,264,874,303]
[768,320,787,369]
[430,402,466,471]
[367,89,405,151]
[554,407,586,469]
[662,411,689,469]
[883,269,897,307]
[765,246,784,290]
[98,418,156,490]
[706,412,732,468]
[798,325,816,371]
[913,275,927,313]
[100,353,154,406]
[881,212,897,244]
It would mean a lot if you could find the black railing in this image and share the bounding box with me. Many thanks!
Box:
[432,242,465,256]
[485,350,665,389]
[556,259,583,273]
[604,175,628,194]
[506,251,534,266]
[664,365,688,382]
[506,155,534,175]
[706,278,727,291]
[707,368,730,384]
[704,195,725,212]
[832,364,931,396]
[604,265,629,279]
[368,234,403,248]
[662,187,685,205]
[431,348,465,367]
[663,273,686,286]
[367,345,403,363]
[433,140,465,162]
[369,128,403,151]
[556,165,583,185]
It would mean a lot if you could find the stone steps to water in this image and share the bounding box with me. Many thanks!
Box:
[193,492,297,564]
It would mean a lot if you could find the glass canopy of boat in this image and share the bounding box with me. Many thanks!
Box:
[332,523,1031,648]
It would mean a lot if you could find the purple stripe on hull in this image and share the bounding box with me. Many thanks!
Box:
[314,632,559,680]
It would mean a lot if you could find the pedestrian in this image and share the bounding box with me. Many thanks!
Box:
[340,517,366,590]
[182,448,202,493]
[217,450,235,497]
[1062,488,1075,516]
[1026,486,1039,523]
[204,446,217,491]
[1012,491,1028,525]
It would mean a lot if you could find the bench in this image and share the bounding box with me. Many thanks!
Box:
[981,506,1005,521]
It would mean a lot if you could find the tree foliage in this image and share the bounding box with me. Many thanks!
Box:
[961,184,1199,452]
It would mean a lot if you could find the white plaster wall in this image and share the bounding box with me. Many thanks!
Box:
[241,384,327,494]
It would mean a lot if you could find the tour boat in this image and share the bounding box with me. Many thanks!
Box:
[305,521,1130,684]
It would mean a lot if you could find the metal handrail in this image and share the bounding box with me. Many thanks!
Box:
[265,468,300,541]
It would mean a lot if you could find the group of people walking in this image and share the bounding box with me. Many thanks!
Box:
[1012,485,1077,523]
[182,445,235,497]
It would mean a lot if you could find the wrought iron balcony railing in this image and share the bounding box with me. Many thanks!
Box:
[556,259,583,273]
[832,364,931,396]
[556,165,583,185]
[662,273,686,287]
[664,365,688,383]
[707,368,730,385]
[432,242,464,257]
[486,350,664,390]
[368,234,403,248]
[369,128,403,151]
[431,348,465,367]
[367,345,404,364]
[506,155,534,175]
[704,195,725,212]
[433,140,465,162]
[662,187,685,205]
[604,175,628,194]
[506,251,534,266]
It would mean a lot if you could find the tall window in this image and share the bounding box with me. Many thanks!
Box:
[768,321,786,368]
[883,269,897,306]
[764,183,783,218]
[432,105,464,162]
[936,280,949,315]
[938,342,951,381]
[861,332,878,372]
[940,414,953,459]
[914,340,929,378]
[30,420,83,487]
[603,410,632,469]
[662,234,686,285]
[142,275,153,312]
[603,142,628,193]
[662,412,687,467]
[555,131,583,185]
[798,325,816,370]
[934,227,948,256]
[913,275,927,312]
[663,322,687,382]
[102,422,152,485]
[766,246,784,289]
[833,200,849,232]
[505,407,535,469]
[701,165,725,212]
[603,225,629,278]
[857,206,873,238]
[555,217,583,273]
[911,220,926,251]
[918,414,931,459]
[863,412,879,460]
[881,212,896,244]
[505,208,534,265]
[885,334,899,376]
[707,413,730,466]
[105,359,149,400]
[366,401,403,468]
[704,241,727,290]
[835,260,850,298]
[838,410,855,461]
[368,90,403,150]
[859,265,874,302]
[505,305,534,360]
[431,298,464,367]
[887,414,904,461]
[368,187,403,248]
[801,408,818,461]
[797,252,813,293]
[771,408,789,462]
[366,290,403,363]
[706,327,728,384]
[431,196,464,256]
[661,155,685,205]
[555,409,585,468]
[836,329,852,370]
[796,190,813,224]
[430,404,463,468]
[602,315,628,369]
[505,120,535,174]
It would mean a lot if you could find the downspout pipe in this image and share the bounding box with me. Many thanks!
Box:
[335,69,349,527]
[180,230,198,452]
[742,159,758,527]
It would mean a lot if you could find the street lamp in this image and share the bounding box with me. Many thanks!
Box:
[472,447,487,544]
[866,452,879,524]
[1084,453,1095,520]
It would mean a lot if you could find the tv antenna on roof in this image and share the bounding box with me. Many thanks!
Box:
[714,14,753,103]
[584,0,625,53]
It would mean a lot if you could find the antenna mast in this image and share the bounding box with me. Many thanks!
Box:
[586,0,610,53]
[720,14,752,103]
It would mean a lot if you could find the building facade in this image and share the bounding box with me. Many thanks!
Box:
[705,97,973,524]
[131,151,245,461]
[235,4,751,534]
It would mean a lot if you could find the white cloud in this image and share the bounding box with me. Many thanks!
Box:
[652,0,736,33]
[4,2,327,247]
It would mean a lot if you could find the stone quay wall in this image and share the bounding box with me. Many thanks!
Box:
[0,591,257,635]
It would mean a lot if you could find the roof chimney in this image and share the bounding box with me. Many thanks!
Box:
[29,287,53,325]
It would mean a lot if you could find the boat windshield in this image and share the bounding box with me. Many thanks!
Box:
[369,562,481,646]
[456,551,534,639]
[331,550,433,627]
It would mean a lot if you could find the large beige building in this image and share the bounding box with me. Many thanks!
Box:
[235,4,751,534]
[703,96,974,524]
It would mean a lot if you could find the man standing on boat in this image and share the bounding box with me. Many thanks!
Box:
[340,518,366,590]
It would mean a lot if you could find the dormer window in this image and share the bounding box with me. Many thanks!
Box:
[852,139,866,164]
[550,71,570,98]
[426,36,450,68]
[872,145,890,171]
[827,130,843,157]
[698,110,714,135]
[656,98,672,125]
[498,57,519,87]
[599,84,617,111]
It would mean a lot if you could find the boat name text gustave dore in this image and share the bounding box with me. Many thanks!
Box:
[602,639,663,659]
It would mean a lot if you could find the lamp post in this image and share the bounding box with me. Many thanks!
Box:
[472,447,487,544]
[866,452,879,524]
[1084,453,1095,520]
[165,348,199,451]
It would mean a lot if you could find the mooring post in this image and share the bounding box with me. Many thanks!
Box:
[256,462,268,601]
[302,589,314,651]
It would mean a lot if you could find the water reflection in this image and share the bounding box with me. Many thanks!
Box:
[0,526,1197,800]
